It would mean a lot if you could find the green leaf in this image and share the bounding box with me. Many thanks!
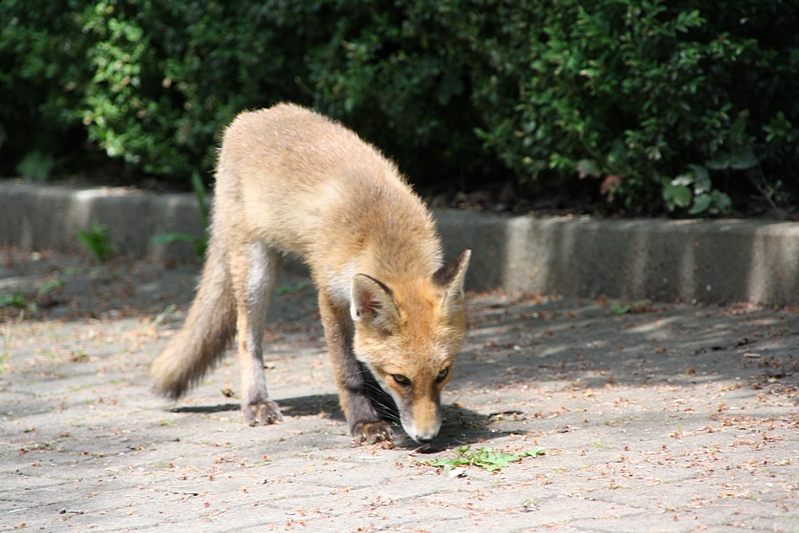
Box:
[706,153,731,170]
[763,111,793,142]
[37,278,65,299]
[0,293,27,309]
[522,449,546,458]
[688,193,712,215]
[689,164,711,194]
[710,190,732,213]
[426,447,545,473]
[611,302,631,315]
[663,183,692,210]
[728,148,758,170]
[275,282,308,295]
[707,148,758,172]
[77,220,115,263]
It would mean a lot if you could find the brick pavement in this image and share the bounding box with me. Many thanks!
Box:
[1,250,798,532]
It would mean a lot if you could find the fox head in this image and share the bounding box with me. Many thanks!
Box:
[350,249,471,443]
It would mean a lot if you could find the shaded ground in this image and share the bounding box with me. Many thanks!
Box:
[1,248,798,532]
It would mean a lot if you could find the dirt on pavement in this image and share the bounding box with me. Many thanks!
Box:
[1,247,798,532]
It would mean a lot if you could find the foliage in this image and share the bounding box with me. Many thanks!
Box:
[16,150,55,181]
[1,0,797,215]
[275,282,309,295]
[0,278,65,315]
[0,293,28,310]
[461,0,799,213]
[76,220,115,263]
[427,445,545,472]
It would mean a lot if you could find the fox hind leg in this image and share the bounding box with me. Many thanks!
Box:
[230,240,283,426]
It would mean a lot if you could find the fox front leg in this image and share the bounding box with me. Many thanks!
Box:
[318,293,393,444]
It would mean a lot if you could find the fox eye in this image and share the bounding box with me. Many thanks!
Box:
[435,367,449,384]
[392,374,411,387]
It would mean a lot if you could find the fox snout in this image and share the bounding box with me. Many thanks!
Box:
[399,397,442,444]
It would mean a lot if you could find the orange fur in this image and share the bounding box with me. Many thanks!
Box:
[151,103,470,443]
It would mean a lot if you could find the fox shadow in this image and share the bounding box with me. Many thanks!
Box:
[169,392,512,452]
[168,393,342,417]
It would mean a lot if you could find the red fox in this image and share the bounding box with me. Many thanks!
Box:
[151,103,470,444]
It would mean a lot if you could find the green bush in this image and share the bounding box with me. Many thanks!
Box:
[0,0,495,188]
[0,0,323,179]
[1,0,797,215]
[456,0,799,213]
[0,0,96,178]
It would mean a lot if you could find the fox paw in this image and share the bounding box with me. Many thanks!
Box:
[352,421,394,445]
[244,400,283,426]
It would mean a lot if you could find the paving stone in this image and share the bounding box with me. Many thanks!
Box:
[2,249,799,532]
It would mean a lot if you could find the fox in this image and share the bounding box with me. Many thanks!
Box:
[150,103,471,444]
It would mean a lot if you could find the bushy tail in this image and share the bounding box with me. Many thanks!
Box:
[151,235,237,399]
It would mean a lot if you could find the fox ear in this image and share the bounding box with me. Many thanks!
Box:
[433,249,471,317]
[351,274,400,333]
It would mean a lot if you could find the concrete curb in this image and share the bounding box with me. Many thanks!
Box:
[2,180,799,305]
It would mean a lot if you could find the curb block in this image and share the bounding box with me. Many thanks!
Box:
[0,181,203,264]
[2,180,799,305]
[438,210,799,306]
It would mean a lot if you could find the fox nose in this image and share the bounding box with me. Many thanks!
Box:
[414,432,437,444]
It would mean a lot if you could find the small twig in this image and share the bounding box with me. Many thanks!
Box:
[749,172,784,220]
